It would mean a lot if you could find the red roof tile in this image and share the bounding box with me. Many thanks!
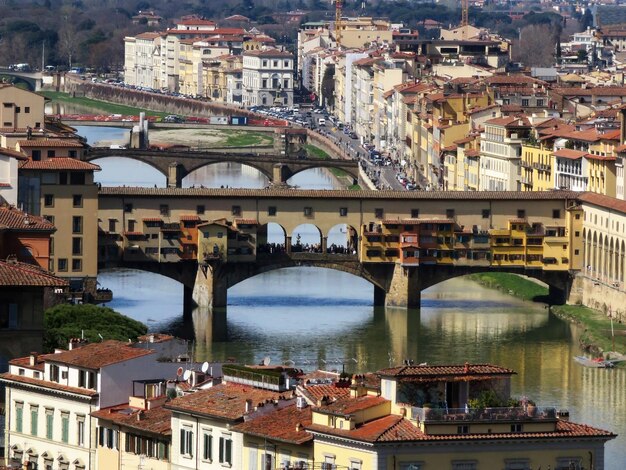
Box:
[47,340,154,369]
[299,383,352,403]
[232,404,312,444]
[179,215,201,221]
[18,139,84,148]
[166,383,290,421]
[235,218,258,225]
[315,395,388,416]
[20,158,101,171]
[0,148,27,160]
[0,260,67,287]
[92,406,172,436]
[553,148,589,160]
[377,363,515,381]
[308,416,616,443]
[9,353,53,371]
[0,206,54,231]
[0,373,97,397]
[485,116,530,127]
[578,192,626,214]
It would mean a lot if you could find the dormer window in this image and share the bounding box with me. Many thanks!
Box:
[78,369,96,389]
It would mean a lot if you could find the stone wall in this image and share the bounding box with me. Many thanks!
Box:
[570,274,626,322]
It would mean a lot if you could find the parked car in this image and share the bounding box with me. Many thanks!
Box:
[318,118,326,126]
[164,115,184,123]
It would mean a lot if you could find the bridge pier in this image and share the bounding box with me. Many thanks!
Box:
[272,164,290,185]
[386,264,421,308]
[192,263,228,309]
[168,162,185,188]
[548,284,568,305]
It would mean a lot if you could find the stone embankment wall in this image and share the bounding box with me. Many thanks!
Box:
[569,274,626,322]
[64,77,257,119]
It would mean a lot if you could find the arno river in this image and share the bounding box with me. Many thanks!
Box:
[74,123,625,469]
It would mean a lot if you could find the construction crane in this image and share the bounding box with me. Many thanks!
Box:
[461,0,469,39]
[335,0,343,48]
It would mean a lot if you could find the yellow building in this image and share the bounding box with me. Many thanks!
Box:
[92,383,171,470]
[335,17,393,49]
[17,143,101,296]
[0,85,46,132]
[303,363,616,470]
[203,54,243,103]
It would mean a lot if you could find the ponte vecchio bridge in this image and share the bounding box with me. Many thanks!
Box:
[97,188,583,311]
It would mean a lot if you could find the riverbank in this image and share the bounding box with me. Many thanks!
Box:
[43,91,169,117]
[468,272,626,357]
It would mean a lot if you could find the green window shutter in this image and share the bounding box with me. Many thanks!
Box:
[61,416,69,443]
[15,407,22,433]
[46,413,53,439]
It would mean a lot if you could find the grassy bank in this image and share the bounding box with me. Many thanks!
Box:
[551,304,626,355]
[469,272,626,356]
[467,272,548,301]
[42,91,168,117]
[221,131,273,147]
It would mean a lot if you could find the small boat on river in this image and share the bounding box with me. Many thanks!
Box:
[574,356,619,368]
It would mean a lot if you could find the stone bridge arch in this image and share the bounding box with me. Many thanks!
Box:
[284,163,360,184]
[90,155,170,179]
[183,159,273,183]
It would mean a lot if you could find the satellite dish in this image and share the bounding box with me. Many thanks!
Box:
[183,370,192,381]
[201,362,209,373]
[262,356,271,366]
[176,367,184,377]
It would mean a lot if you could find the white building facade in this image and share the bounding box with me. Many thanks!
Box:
[242,49,294,107]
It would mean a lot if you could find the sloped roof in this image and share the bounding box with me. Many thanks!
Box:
[20,158,101,171]
[232,403,312,444]
[0,260,67,287]
[47,340,154,369]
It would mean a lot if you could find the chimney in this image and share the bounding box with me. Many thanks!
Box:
[245,399,253,413]
[29,352,38,366]
[464,362,470,373]
[136,410,144,421]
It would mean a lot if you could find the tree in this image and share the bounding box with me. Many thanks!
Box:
[515,24,557,68]
[44,304,148,353]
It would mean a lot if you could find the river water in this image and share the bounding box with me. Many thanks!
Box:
[73,123,625,469]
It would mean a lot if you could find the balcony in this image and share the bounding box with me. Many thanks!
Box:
[411,405,557,424]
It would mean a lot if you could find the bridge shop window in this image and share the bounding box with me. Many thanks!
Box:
[25,107,30,113]
[304,207,313,217]
[58,258,68,272]
[44,194,54,207]
[124,203,133,213]
[410,209,419,218]
[552,209,561,219]
[73,195,83,208]
[197,205,205,215]
[517,209,526,219]
[339,207,348,216]
[72,216,83,234]
[268,206,277,216]
[482,209,490,219]
[446,209,455,219]
[374,208,384,219]
[160,205,169,216]
[232,206,241,216]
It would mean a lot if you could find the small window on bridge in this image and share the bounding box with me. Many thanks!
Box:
[552,209,560,219]
[15,107,20,113]
[3,103,11,108]
[374,208,383,219]
[517,209,526,219]
[268,206,277,216]
[304,207,313,217]
[446,209,455,219]
[410,209,419,218]
[197,205,205,215]
[160,205,169,216]
[232,206,241,216]
[124,204,133,213]
[25,107,30,113]
[482,209,490,219]
[339,207,348,216]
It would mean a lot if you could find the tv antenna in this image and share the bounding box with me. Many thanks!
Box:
[201,362,209,373]
[262,356,271,366]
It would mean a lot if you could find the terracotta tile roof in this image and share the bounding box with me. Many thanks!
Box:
[0,260,67,287]
[308,415,616,443]
[381,218,454,225]
[142,217,163,223]
[552,86,626,97]
[0,148,27,160]
[315,395,388,416]
[92,406,172,436]
[0,206,54,231]
[20,158,101,171]
[9,353,53,371]
[578,192,626,214]
[299,383,352,404]
[485,116,530,127]
[179,215,201,221]
[234,218,258,225]
[486,75,544,85]
[465,149,480,157]
[18,139,84,148]
[166,383,290,421]
[232,403,312,444]
[243,48,293,58]
[0,373,97,397]
[98,187,581,201]
[553,149,589,160]
[135,32,162,40]
[377,363,516,381]
[47,340,155,369]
